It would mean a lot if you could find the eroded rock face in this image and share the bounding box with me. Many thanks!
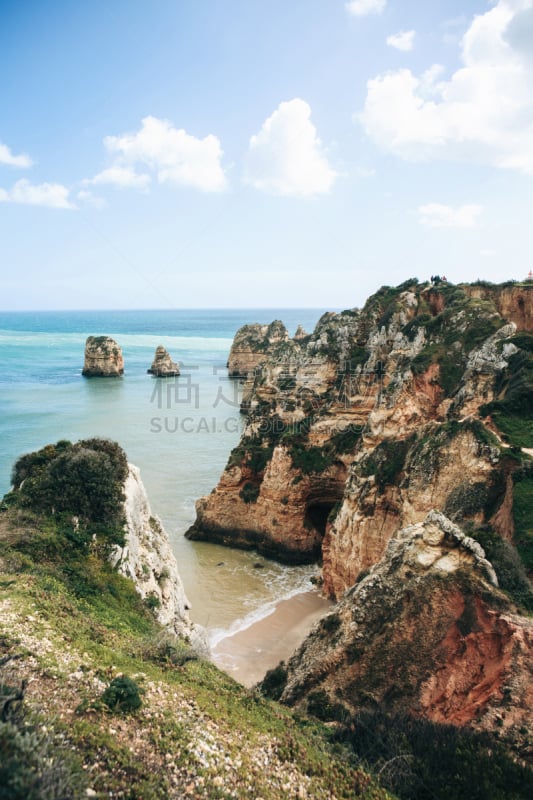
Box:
[272,511,533,735]
[188,280,532,598]
[112,464,207,654]
[82,335,124,377]
[462,283,533,332]
[147,345,180,377]
[227,320,289,378]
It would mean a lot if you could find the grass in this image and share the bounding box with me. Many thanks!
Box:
[513,469,533,573]
[0,462,392,799]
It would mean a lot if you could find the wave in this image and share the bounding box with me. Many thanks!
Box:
[0,330,233,351]
[208,578,316,648]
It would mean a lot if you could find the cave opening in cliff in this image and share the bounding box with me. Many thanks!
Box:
[304,501,336,538]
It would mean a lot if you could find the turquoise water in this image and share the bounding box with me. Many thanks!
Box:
[0,309,327,638]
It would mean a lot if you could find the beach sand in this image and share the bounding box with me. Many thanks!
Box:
[211,590,332,687]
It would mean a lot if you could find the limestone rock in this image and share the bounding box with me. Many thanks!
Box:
[111,464,207,655]
[147,345,180,377]
[270,511,533,736]
[82,335,124,377]
[294,324,309,341]
[227,320,289,378]
[188,279,532,603]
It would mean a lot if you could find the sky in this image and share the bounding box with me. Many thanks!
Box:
[1,0,533,310]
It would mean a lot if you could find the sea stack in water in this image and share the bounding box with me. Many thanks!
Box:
[147,345,180,377]
[82,336,124,377]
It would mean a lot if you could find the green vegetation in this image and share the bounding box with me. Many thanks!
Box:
[512,466,533,573]
[468,525,533,611]
[101,676,144,713]
[239,481,260,504]
[360,437,413,490]
[480,342,533,447]
[333,710,533,800]
[0,704,87,800]
[406,285,504,397]
[11,438,128,532]
[0,440,392,799]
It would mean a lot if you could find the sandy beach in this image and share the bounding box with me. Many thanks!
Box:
[211,590,332,687]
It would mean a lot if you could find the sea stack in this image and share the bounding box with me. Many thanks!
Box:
[147,345,180,377]
[82,335,124,377]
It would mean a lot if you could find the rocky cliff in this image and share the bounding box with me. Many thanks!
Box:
[112,464,206,653]
[226,320,289,378]
[82,335,124,376]
[263,511,533,738]
[147,345,180,377]
[187,280,533,601]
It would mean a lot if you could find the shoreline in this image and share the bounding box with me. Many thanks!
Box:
[210,589,332,687]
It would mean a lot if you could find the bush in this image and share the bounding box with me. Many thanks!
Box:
[259,663,288,701]
[101,676,143,713]
[333,709,533,800]
[239,482,260,504]
[12,439,128,529]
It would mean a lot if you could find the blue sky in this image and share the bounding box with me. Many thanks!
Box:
[1,0,533,309]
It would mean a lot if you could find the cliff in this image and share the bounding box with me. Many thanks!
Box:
[0,439,391,799]
[187,280,533,602]
[226,319,289,378]
[147,345,180,377]
[82,335,124,377]
[265,511,533,737]
[111,464,205,653]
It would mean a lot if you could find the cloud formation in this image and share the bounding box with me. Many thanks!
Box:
[360,0,533,174]
[418,202,483,229]
[346,0,386,17]
[244,99,337,196]
[0,142,32,168]
[386,30,415,51]
[77,190,106,209]
[100,116,227,192]
[84,165,150,190]
[0,179,74,209]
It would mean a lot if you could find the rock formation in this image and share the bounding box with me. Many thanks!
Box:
[82,335,124,376]
[147,345,180,377]
[187,280,533,601]
[226,320,289,378]
[112,464,206,653]
[264,511,533,736]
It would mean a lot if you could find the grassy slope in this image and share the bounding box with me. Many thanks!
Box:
[0,507,391,800]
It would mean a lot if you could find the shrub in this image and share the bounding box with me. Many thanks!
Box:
[101,676,143,713]
[239,482,260,504]
[333,710,533,800]
[259,663,288,701]
[12,439,128,530]
[307,690,347,722]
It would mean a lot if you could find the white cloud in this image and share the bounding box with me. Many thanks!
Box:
[0,142,32,168]
[103,116,226,192]
[359,0,533,174]
[0,178,74,209]
[77,189,107,209]
[244,98,337,196]
[84,165,151,190]
[418,203,483,228]
[346,0,386,17]
[387,30,415,51]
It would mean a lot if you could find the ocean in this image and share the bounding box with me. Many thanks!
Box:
[0,308,328,644]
